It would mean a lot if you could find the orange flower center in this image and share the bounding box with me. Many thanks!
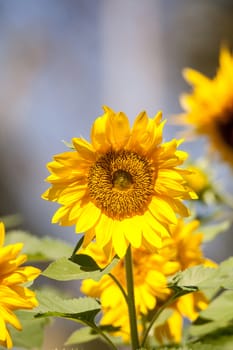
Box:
[88,150,155,220]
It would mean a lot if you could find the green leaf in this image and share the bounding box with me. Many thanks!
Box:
[190,333,233,350]
[35,290,100,321]
[168,265,217,293]
[7,310,48,349]
[70,253,100,271]
[65,327,100,345]
[199,290,233,322]
[189,291,233,339]
[42,256,119,281]
[5,231,73,261]
[65,323,121,346]
[189,320,230,338]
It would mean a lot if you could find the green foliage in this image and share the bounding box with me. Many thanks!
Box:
[42,255,119,281]
[65,324,121,346]
[168,257,233,293]
[5,230,73,261]
[35,289,101,321]
[64,326,100,345]
[0,311,48,350]
[189,291,233,337]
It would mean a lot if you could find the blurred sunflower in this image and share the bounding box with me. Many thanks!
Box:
[80,218,216,344]
[42,106,196,257]
[179,46,233,166]
[0,222,40,348]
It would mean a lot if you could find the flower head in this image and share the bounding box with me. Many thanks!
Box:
[0,222,41,348]
[178,46,233,166]
[42,106,196,257]
[80,218,216,344]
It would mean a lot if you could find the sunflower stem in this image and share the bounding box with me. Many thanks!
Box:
[125,245,140,350]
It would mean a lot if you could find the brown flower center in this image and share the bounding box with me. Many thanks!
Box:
[88,150,155,220]
[216,109,233,148]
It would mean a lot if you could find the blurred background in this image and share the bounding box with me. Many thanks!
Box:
[0,0,232,349]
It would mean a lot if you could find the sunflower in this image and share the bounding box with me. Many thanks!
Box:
[0,222,41,348]
[80,218,216,344]
[178,46,233,166]
[42,106,196,257]
[80,242,175,342]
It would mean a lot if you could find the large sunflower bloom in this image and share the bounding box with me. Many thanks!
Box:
[42,106,196,257]
[80,218,216,344]
[178,47,233,166]
[0,222,41,349]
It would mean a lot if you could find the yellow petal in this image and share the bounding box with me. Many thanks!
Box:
[107,112,130,150]
[72,138,96,161]
[112,227,128,258]
[74,202,101,233]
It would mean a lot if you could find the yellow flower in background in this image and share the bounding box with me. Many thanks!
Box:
[183,165,209,196]
[179,46,233,166]
[42,106,196,258]
[81,243,175,342]
[0,222,41,349]
[80,218,216,344]
[169,218,216,269]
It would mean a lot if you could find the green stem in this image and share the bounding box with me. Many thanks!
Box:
[109,272,128,305]
[125,245,140,350]
[93,324,118,350]
[141,293,177,347]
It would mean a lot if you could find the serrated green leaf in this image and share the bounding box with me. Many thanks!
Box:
[65,327,100,345]
[42,256,119,281]
[35,290,100,317]
[168,265,217,292]
[5,231,73,261]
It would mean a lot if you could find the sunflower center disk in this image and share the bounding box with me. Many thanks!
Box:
[112,169,133,191]
[216,110,233,148]
[88,150,155,220]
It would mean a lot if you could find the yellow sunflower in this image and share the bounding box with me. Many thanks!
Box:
[178,46,233,166]
[80,218,216,344]
[0,222,41,349]
[42,106,196,257]
[80,242,175,342]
